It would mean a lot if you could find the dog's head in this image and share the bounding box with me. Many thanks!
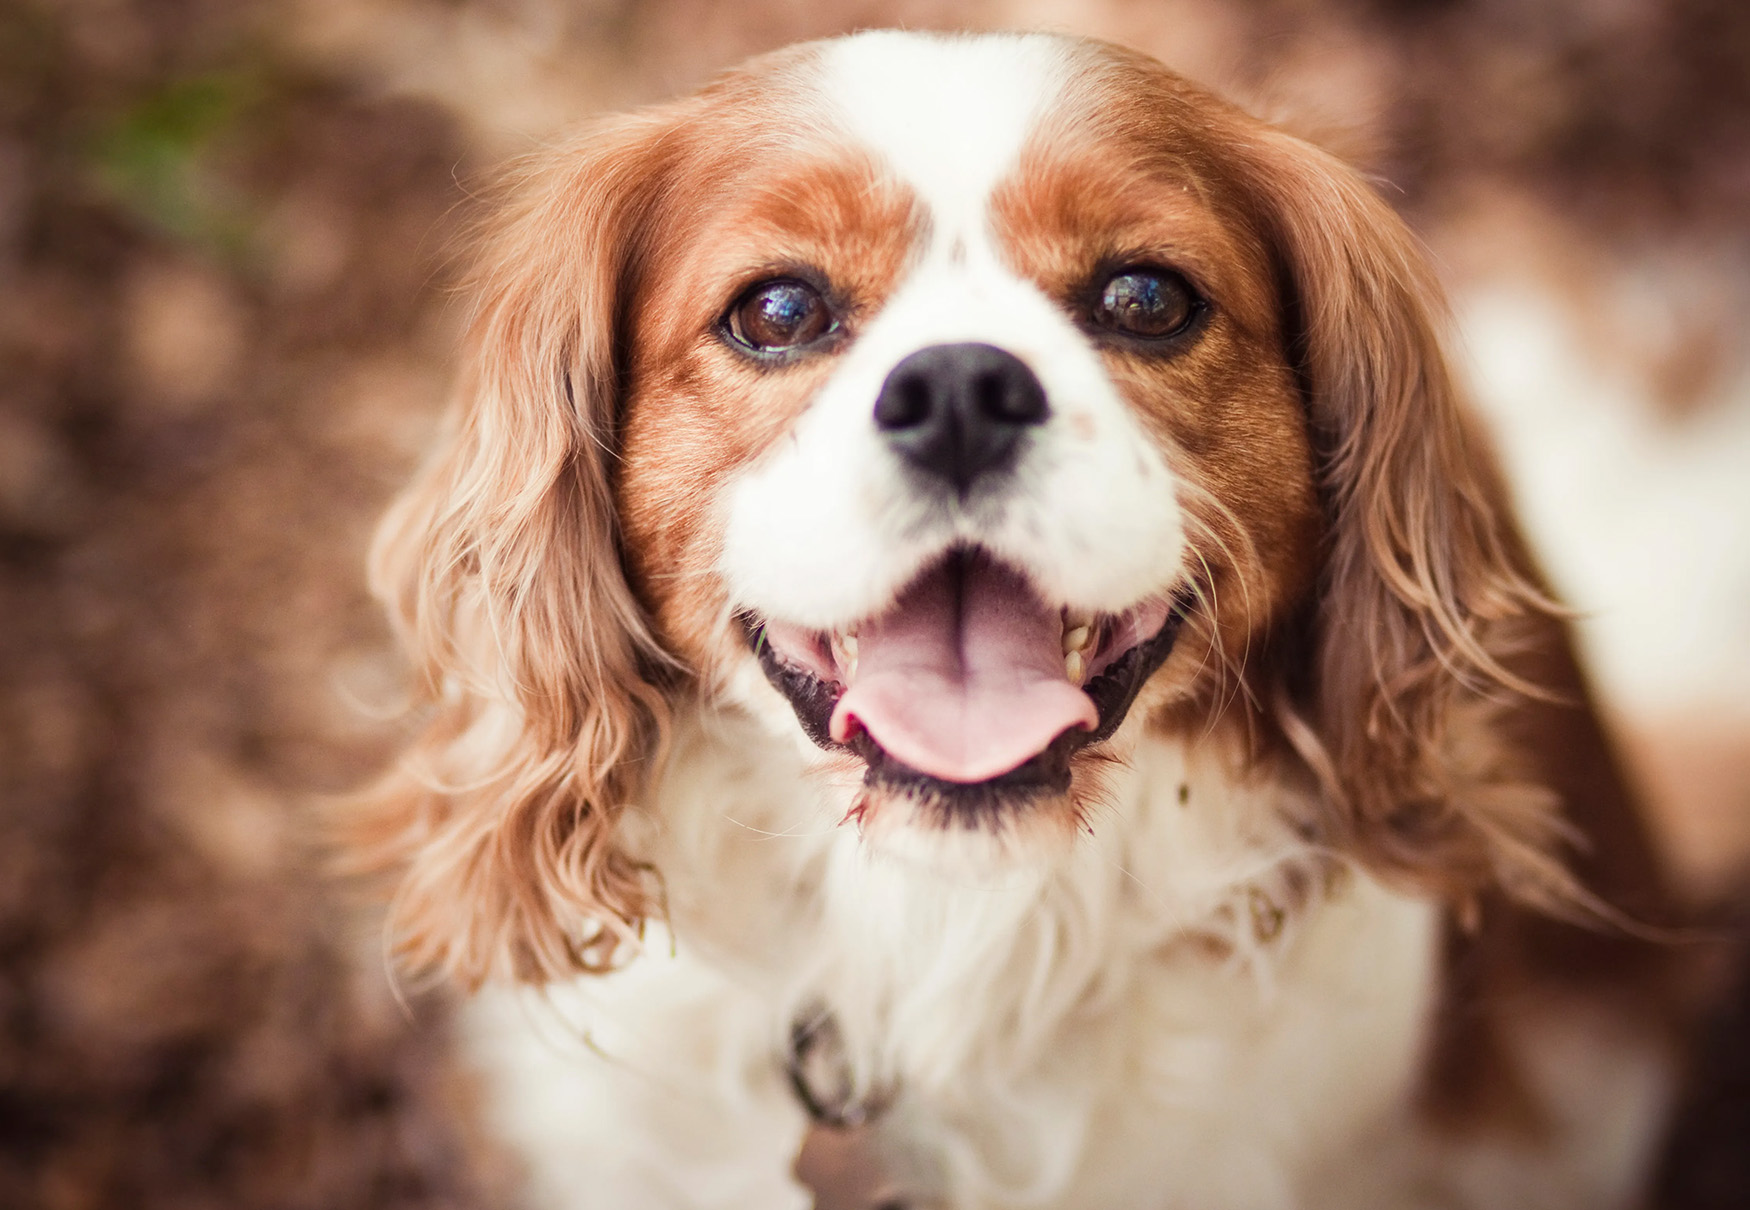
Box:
[357,32,1553,983]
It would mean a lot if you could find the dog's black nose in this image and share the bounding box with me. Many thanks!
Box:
[873,343,1049,494]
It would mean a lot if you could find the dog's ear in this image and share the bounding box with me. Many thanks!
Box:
[1239,129,1581,910]
[345,113,684,986]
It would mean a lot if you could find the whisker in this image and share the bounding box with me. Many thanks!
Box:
[723,814,843,842]
[1169,477,1266,731]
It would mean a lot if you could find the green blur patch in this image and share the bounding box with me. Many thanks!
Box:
[87,70,265,257]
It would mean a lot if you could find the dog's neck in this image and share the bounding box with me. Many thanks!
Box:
[639,707,1341,1092]
[483,706,1441,1208]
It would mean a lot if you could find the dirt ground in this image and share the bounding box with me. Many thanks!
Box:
[1,1,1746,1207]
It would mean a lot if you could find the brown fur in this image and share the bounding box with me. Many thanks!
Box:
[342,108,690,985]
[1237,123,1585,911]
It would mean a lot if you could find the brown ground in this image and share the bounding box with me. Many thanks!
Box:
[1,2,1745,1207]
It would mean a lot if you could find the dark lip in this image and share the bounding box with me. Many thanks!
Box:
[740,585,1196,823]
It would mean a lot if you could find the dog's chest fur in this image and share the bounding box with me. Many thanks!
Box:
[461,712,1444,1209]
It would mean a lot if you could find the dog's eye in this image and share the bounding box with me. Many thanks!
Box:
[1093,268,1201,340]
[725,279,835,354]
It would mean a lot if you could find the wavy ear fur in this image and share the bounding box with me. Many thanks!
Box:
[345,113,683,987]
[1241,130,1589,913]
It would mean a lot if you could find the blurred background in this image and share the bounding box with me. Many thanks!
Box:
[0,1,1746,1206]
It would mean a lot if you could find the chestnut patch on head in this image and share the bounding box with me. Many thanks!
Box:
[987,96,1324,703]
[616,152,923,665]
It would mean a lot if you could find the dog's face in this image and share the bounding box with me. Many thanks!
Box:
[361,32,1546,981]
[614,35,1320,851]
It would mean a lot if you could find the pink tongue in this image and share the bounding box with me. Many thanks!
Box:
[829,555,1098,783]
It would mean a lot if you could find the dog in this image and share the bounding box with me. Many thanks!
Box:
[349,30,1686,1210]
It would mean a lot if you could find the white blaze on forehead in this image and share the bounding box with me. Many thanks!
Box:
[819,32,1072,246]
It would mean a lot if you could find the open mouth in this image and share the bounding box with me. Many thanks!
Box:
[742,549,1193,819]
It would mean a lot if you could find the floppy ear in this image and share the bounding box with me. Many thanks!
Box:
[344,113,683,987]
[1242,130,1585,911]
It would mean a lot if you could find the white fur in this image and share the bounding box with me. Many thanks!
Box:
[719,33,1187,630]
[1459,276,1750,724]
[464,945,814,1210]
[464,709,1446,1210]
[824,32,1065,240]
[1432,1001,1674,1210]
[463,707,1669,1209]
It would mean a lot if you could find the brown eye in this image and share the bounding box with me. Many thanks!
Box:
[1093,268,1200,340]
[725,278,835,354]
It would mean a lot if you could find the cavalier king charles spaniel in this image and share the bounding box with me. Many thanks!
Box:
[350,30,1685,1210]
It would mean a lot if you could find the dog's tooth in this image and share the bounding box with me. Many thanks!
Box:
[1062,625,1091,654]
[826,632,859,681]
[1065,650,1085,685]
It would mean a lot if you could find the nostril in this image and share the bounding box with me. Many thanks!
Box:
[978,366,1047,424]
[875,375,933,430]
[973,371,1005,420]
